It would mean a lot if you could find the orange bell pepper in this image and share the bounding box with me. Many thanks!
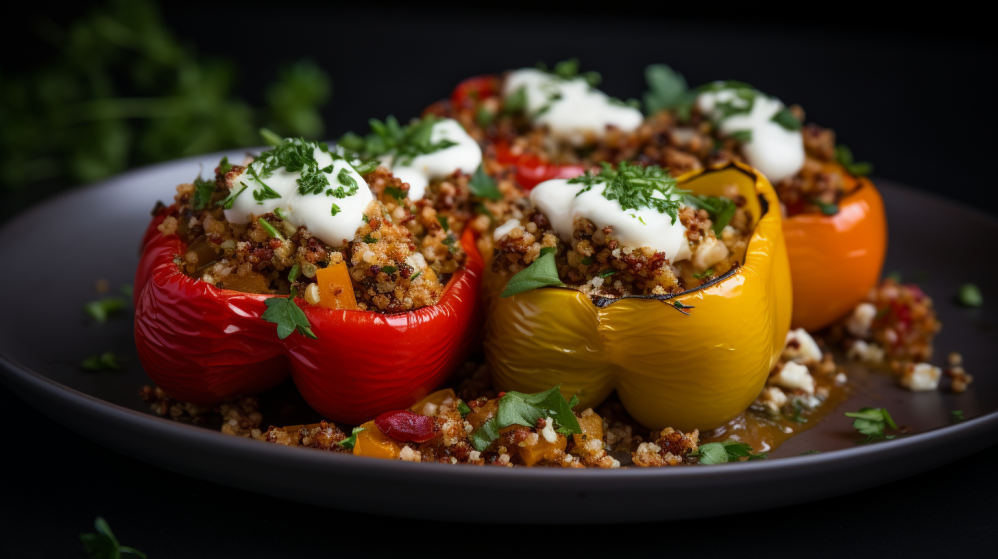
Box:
[783,162,887,331]
[314,261,358,310]
[352,420,401,460]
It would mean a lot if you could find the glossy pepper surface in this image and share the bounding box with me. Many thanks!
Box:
[482,162,792,431]
[783,162,887,331]
[133,207,484,425]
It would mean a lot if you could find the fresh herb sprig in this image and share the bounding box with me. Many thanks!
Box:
[80,517,146,559]
[468,164,503,200]
[500,246,564,298]
[834,144,873,176]
[536,58,602,88]
[337,427,365,450]
[80,351,125,372]
[85,297,128,323]
[691,439,767,464]
[682,194,737,235]
[845,407,898,443]
[470,385,582,452]
[569,162,683,223]
[338,115,457,167]
[261,287,317,340]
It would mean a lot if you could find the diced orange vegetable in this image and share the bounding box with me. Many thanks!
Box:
[573,413,604,448]
[410,388,457,415]
[519,433,567,467]
[315,261,358,310]
[352,420,400,460]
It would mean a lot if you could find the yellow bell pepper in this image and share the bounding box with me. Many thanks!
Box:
[482,161,792,431]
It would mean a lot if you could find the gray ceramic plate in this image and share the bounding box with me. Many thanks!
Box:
[1,152,996,523]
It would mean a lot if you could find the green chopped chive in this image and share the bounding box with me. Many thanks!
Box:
[274,207,289,221]
[381,266,398,274]
[957,284,983,308]
[287,263,301,282]
[410,271,422,281]
[260,127,283,146]
[257,218,284,241]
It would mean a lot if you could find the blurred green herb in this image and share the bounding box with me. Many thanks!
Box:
[336,427,364,450]
[642,64,695,119]
[338,114,455,167]
[81,351,125,372]
[469,164,502,201]
[80,516,146,558]
[951,410,964,423]
[834,144,873,176]
[1,0,331,198]
[957,284,983,308]
[85,297,127,323]
[691,439,766,464]
[845,407,898,444]
[501,246,563,298]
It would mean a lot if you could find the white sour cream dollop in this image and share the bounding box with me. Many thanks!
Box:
[527,178,691,263]
[696,86,805,183]
[223,146,372,247]
[503,68,643,146]
[385,118,482,200]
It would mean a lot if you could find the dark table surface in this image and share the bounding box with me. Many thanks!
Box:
[2,3,996,557]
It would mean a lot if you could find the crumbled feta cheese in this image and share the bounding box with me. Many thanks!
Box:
[610,459,621,468]
[463,421,473,434]
[450,457,458,464]
[692,235,730,271]
[540,416,558,443]
[493,218,522,240]
[835,372,848,385]
[771,362,815,395]
[468,450,481,462]
[901,363,941,392]
[591,276,605,289]
[420,402,438,417]
[846,302,878,338]
[783,328,823,364]
[757,386,788,413]
[847,340,885,364]
[399,446,420,462]
[498,453,511,465]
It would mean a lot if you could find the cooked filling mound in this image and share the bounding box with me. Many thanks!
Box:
[161,164,467,312]
[431,64,870,218]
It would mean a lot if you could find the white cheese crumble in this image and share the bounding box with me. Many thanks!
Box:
[783,328,824,364]
[386,119,482,200]
[771,361,816,395]
[493,218,522,240]
[901,363,941,392]
[846,302,878,339]
[847,340,885,364]
[540,416,558,443]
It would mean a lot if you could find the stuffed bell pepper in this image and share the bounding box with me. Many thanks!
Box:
[433,61,886,332]
[134,118,488,425]
[480,161,792,431]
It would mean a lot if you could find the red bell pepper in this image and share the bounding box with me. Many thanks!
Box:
[133,206,484,425]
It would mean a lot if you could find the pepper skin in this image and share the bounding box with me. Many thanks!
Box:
[783,163,887,331]
[133,208,483,425]
[482,162,792,431]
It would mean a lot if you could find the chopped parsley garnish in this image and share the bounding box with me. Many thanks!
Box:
[381,266,398,274]
[221,184,248,209]
[845,407,898,444]
[599,269,617,278]
[384,186,406,201]
[218,156,233,175]
[691,439,766,464]
[569,162,683,224]
[581,256,593,266]
[330,203,340,216]
[192,175,216,211]
[814,201,840,216]
[469,164,503,201]
[682,194,737,234]
[274,207,289,221]
[476,106,494,127]
[84,297,127,323]
[771,106,802,131]
[697,80,758,120]
[80,516,146,559]
[261,287,317,340]
[337,427,364,450]
[503,86,528,114]
[692,269,714,279]
[672,300,695,315]
[362,234,378,244]
[957,284,983,308]
[252,183,281,204]
[257,218,284,241]
[642,63,695,119]
[537,58,602,87]
[409,271,422,281]
[470,384,581,452]
[437,215,449,232]
[441,234,459,254]
[338,114,457,167]
[501,247,564,298]
[287,263,300,282]
[728,129,753,143]
[80,351,124,372]
[834,144,873,176]
[457,401,472,418]
[952,410,964,423]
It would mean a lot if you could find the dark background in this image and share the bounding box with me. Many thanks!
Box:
[2,2,996,557]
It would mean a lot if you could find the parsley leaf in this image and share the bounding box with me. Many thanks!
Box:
[845,407,898,444]
[682,194,737,234]
[834,144,873,176]
[501,247,564,298]
[957,284,983,308]
[951,410,964,423]
[384,186,406,201]
[569,162,683,223]
[692,439,766,464]
[771,106,802,131]
[218,156,233,176]
[192,175,216,211]
[84,297,127,323]
[436,215,449,232]
[457,401,472,418]
[80,351,124,372]
[470,385,582,452]
[261,287,317,340]
[80,516,146,559]
[337,427,364,450]
[503,86,528,114]
[469,164,503,200]
[338,114,457,167]
[728,129,753,143]
[692,269,714,279]
[642,63,695,118]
